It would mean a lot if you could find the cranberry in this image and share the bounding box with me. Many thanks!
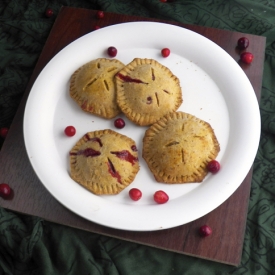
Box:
[0,127,8,138]
[207,160,220,173]
[199,225,212,237]
[129,188,142,201]
[154,190,169,204]
[0,183,12,199]
[96,11,104,19]
[237,37,249,50]
[94,25,101,30]
[240,52,254,64]
[64,126,76,137]
[107,46,117,57]
[161,48,170,57]
[45,8,54,18]
[114,118,125,129]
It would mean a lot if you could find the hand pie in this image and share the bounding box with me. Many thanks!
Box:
[70,129,139,195]
[70,58,124,119]
[115,58,182,126]
[142,111,220,183]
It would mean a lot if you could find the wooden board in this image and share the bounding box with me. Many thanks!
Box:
[0,7,265,266]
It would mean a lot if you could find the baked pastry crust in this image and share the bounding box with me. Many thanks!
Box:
[142,111,220,183]
[70,129,139,195]
[116,58,182,126]
[70,58,124,119]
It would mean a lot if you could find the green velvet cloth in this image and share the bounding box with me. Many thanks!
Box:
[1,0,275,274]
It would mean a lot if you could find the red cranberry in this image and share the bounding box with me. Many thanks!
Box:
[240,52,254,64]
[107,46,117,57]
[0,183,12,199]
[94,25,101,30]
[64,126,76,137]
[237,37,249,50]
[0,127,9,138]
[161,48,170,57]
[45,8,54,18]
[199,225,212,237]
[207,160,220,173]
[96,11,104,19]
[154,190,169,204]
[129,188,142,201]
[114,118,125,129]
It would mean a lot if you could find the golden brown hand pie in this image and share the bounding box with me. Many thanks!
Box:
[115,58,182,126]
[70,129,139,195]
[70,58,124,119]
[142,111,220,183]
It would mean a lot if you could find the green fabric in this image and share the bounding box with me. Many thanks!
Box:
[1,0,275,274]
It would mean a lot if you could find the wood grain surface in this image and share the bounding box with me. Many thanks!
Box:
[0,7,266,266]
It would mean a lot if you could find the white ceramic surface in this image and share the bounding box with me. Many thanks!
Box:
[23,22,260,231]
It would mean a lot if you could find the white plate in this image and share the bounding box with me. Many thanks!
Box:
[23,22,260,231]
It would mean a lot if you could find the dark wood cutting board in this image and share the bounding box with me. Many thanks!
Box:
[0,7,266,266]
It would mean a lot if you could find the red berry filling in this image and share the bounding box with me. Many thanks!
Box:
[91,137,102,146]
[114,118,125,129]
[64,126,76,137]
[146,96,152,104]
[129,188,142,201]
[110,150,138,165]
[199,225,212,237]
[70,148,101,157]
[84,135,103,146]
[154,190,169,204]
[161,48,170,57]
[107,158,122,183]
[117,73,148,84]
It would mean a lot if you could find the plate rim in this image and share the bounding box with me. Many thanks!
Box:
[23,21,261,231]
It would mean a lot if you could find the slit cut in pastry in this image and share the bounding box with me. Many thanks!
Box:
[142,111,220,183]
